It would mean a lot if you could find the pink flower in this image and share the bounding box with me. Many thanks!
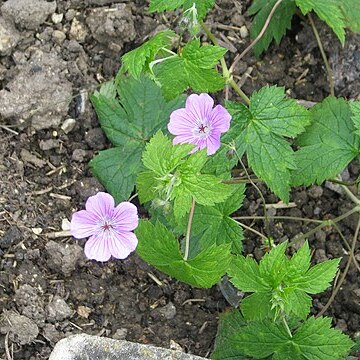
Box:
[70,192,138,262]
[168,93,231,155]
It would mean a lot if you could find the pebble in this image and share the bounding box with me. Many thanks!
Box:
[61,118,76,134]
[70,18,87,43]
[239,25,249,39]
[308,185,323,199]
[72,149,88,162]
[47,296,73,322]
[112,328,128,340]
[51,13,63,24]
[159,302,177,320]
[39,139,60,150]
[52,30,66,45]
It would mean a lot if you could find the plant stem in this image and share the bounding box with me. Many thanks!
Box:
[184,198,196,261]
[288,205,360,247]
[201,22,250,105]
[307,13,335,96]
[316,214,360,317]
[282,316,293,338]
[229,0,284,73]
[340,184,360,205]
[233,219,269,241]
[233,215,323,224]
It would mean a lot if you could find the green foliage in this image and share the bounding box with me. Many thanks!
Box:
[248,0,297,56]
[248,0,360,55]
[149,0,215,21]
[137,131,233,219]
[228,241,340,321]
[121,30,175,79]
[214,310,353,360]
[340,2,360,33]
[292,97,360,186]
[177,184,246,258]
[224,86,311,202]
[135,220,231,288]
[90,75,184,202]
[155,39,226,100]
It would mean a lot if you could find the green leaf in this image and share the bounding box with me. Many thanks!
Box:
[89,146,143,203]
[241,292,273,321]
[290,258,340,294]
[248,0,297,56]
[228,241,341,322]
[90,75,184,201]
[182,184,246,256]
[229,255,270,292]
[234,316,353,359]
[135,220,231,288]
[149,0,215,20]
[340,1,360,33]
[226,86,311,202]
[350,101,360,137]
[292,97,360,186]
[295,0,346,45]
[155,39,226,99]
[121,30,176,79]
[212,310,250,360]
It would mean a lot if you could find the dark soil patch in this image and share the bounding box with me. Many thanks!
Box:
[0,0,359,359]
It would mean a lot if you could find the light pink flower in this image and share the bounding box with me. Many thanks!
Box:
[168,93,231,155]
[70,192,138,262]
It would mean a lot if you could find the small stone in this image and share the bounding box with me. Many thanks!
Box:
[43,323,63,344]
[39,139,60,151]
[52,30,66,45]
[47,296,73,322]
[308,185,323,199]
[239,25,249,39]
[65,9,76,22]
[85,128,106,150]
[70,18,88,43]
[61,218,71,231]
[51,13,63,24]
[0,16,19,56]
[77,305,92,319]
[0,311,39,345]
[61,118,76,134]
[32,227,43,235]
[324,181,343,195]
[72,149,88,162]
[112,328,127,340]
[0,226,22,249]
[159,302,176,320]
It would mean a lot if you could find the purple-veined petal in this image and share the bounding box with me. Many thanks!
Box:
[206,131,221,155]
[112,202,139,232]
[210,105,231,132]
[85,192,114,219]
[84,232,112,262]
[168,108,197,135]
[185,93,214,121]
[70,210,99,239]
[108,230,138,259]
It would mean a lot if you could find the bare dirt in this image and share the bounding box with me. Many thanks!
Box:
[0,1,359,359]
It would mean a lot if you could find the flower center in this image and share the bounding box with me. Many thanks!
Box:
[194,120,211,139]
[101,221,113,231]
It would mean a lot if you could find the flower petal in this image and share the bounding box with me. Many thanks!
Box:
[108,230,138,259]
[210,105,231,132]
[168,108,197,135]
[84,233,112,262]
[186,93,214,121]
[70,210,98,239]
[85,192,114,219]
[206,131,221,155]
[112,202,139,232]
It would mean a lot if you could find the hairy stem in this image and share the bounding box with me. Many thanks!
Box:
[201,22,250,105]
[307,13,335,96]
[184,198,196,261]
[316,215,360,317]
[233,220,269,241]
[282,316,293,338]
[233,215,323,224]
[229,0,284,73]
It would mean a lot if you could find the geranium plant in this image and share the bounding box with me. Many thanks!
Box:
[70,1,360,359]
